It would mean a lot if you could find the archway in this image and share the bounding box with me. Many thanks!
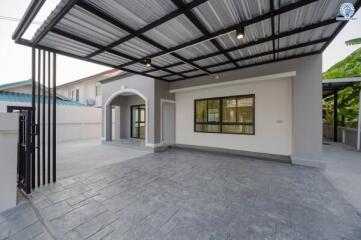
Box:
[104,88,149,146]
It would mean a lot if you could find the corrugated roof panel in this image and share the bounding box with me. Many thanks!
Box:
[208,63,235,73]
[152,54,181,67]
[183,70,205,77]
[56,5,129,46]
[237,54,274,66]
[167,64,195,72]
[85,0,177,30]
[164,75,183,81]
[143,14,203,48]
[39,32,97,57]
[194,54,228,67]
[229,41,273,59]
[277,0,357,33]
[278,23,340,48]
[147,70,169,77]
[189,0,270,32]
[175,41,219,59]
[124,63,152,72]
[113,37,160,59]
[217,19,272,50]
[91,52,130,66]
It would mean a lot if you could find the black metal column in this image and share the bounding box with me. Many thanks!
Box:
[52,53,57,182]
[47,51,51,184]
[31,48,36,189]
[37,50,41,187]
[42,51,46,185]
[333,90,338,142]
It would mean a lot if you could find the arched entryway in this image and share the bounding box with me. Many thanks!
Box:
[104,88,149,146]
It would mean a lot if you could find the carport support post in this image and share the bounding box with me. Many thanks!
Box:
[333,90,338,142]
[357,89,361,150]
[105,105,112,141]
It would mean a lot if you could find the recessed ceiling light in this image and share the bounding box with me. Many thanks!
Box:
[236,26,245,40]
[145,59,151,67]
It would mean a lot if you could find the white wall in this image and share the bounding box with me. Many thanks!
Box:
[175,78,292,156]
[0,101,102,142]
[0,113,18,213]
[57,78,99,106]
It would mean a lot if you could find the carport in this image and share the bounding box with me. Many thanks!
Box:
[12,0,361,191]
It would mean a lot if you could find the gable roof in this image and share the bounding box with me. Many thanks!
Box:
[0,91,85,106]
[57,69,122,88]
[0,79,31,91]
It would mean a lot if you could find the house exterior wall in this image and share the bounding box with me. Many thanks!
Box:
[101,74,175,146]
[175,78,292,156]
[111,95,145,140]
[57,78,100,106]
[170,54,323,166]
[101,74,156,144]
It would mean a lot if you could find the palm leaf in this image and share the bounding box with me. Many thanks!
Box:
[346,38,361,46]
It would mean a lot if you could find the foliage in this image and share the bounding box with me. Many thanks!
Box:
[346,37,361,46]
[322,47,361,79]
[322,47,361,128]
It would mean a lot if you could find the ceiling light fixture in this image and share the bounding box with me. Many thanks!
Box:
[145,58,151,67]
[236,26,245,40]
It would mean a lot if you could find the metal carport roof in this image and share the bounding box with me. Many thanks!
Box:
[13,0,361,82]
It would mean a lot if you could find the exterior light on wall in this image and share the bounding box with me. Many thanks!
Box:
[236,26,245,40]
[145,59,151,67]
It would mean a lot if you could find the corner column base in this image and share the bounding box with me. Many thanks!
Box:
[291,156,326,170]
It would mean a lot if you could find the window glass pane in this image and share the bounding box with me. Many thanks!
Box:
[223,98,237,123]
[222,125,254,134]
[237,97,254,123]
[207,99,220,122]
[206,124,220,133]
[196,100,207,122]
[195,124,220,133]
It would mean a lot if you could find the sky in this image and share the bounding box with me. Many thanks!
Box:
[0,0,360,86]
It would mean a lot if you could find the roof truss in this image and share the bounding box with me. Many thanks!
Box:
[13,0,361,82]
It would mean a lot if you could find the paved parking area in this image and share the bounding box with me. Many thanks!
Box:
[323,141,361,213]
[1,148,361,240]
[57,140,151,179]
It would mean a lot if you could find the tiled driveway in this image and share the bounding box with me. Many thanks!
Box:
[1,149,361,240]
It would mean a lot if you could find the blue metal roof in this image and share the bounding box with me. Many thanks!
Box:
[0,91,86,106]
[0,79,31,91]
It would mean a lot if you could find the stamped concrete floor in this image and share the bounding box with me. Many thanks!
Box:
[1,148,361,240]
[57,140,151,179]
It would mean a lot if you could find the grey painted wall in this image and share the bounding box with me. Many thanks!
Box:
[111,95,144,139]
[169,55,323,164]
[101,74,155,144]
[101,75,175,145]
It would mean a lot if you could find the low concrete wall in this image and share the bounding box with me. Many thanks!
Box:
[0,113,18,213]
[0,101,104,143]
[323,124,360,150]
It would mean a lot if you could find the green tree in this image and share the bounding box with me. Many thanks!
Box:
[323,47,361,128]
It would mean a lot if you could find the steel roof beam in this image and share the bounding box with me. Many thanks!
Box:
[170,0,239,68]
[32,0,80,45]
[50,28,185,78]
[147,18,337,76]
[120,0,319,67]
[171,51,322,81]
[85,0,208,58]
[160,37,331,78]
[76,0,210,74]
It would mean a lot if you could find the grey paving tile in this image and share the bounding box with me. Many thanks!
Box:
[2,149,361,240]
[41,201,73,220]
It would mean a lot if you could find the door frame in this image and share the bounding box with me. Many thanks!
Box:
[160,99,176,144]
[130,104,146,139]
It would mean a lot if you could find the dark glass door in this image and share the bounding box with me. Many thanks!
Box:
[131,104,145,139]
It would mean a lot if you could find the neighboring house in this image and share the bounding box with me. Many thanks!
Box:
[57,69,122,107]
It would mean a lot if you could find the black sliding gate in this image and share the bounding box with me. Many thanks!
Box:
[7,48,57,194]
